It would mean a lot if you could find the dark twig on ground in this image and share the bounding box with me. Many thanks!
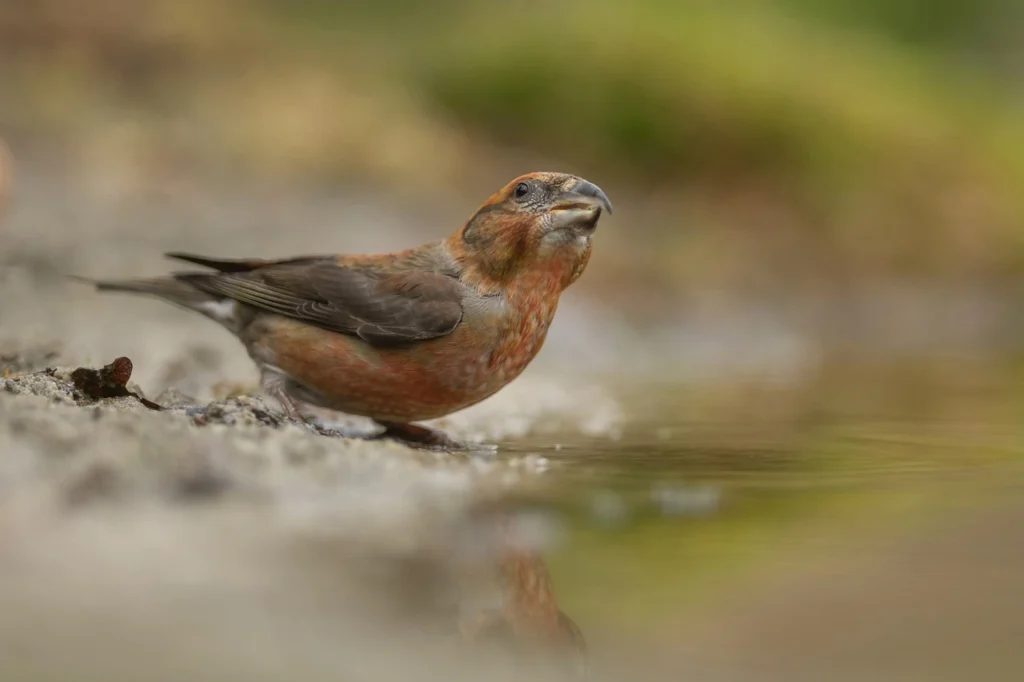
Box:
[68,356,164,410]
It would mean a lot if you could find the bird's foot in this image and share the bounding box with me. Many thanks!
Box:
[373,421,495,453]
[268,384,307,423]
[267,387,343,436]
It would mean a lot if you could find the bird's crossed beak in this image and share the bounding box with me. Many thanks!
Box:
[548,178,612,233]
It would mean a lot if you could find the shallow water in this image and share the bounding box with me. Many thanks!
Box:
[499,361,1024,680]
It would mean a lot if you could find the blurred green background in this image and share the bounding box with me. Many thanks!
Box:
[3,0,1024,332]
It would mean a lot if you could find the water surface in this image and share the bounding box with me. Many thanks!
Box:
[499,359,1024,680]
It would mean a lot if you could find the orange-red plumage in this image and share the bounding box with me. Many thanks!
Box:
[87,172,611,448]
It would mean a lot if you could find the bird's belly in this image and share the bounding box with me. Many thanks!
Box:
[261,318,548,423]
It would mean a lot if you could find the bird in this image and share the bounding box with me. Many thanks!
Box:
[83,172,611,450]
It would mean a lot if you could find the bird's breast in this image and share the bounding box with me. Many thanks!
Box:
[442,284,560,394]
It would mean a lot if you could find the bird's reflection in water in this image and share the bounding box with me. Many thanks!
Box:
[456,503,588,679]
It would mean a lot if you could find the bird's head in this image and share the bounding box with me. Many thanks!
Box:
[450,172,612,291]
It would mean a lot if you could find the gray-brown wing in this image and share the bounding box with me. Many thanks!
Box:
[175,260,465,344]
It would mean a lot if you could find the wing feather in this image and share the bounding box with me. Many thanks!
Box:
[171,254,464,344]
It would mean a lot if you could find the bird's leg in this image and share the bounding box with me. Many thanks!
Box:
[259,369,308,423]
[265,382,349,437]
[373,421,481,452]
[272,386,307,423]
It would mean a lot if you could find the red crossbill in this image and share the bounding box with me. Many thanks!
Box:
[85,172,611,449]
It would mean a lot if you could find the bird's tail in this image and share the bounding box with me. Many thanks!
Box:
[79,275,201,300]
[71,275,240,329]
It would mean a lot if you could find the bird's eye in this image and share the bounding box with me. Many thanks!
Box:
[513,182,530,199]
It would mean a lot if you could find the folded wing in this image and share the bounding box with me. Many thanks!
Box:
[167,252,464,345]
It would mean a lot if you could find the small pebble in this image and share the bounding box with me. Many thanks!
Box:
[522,454,549,473]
